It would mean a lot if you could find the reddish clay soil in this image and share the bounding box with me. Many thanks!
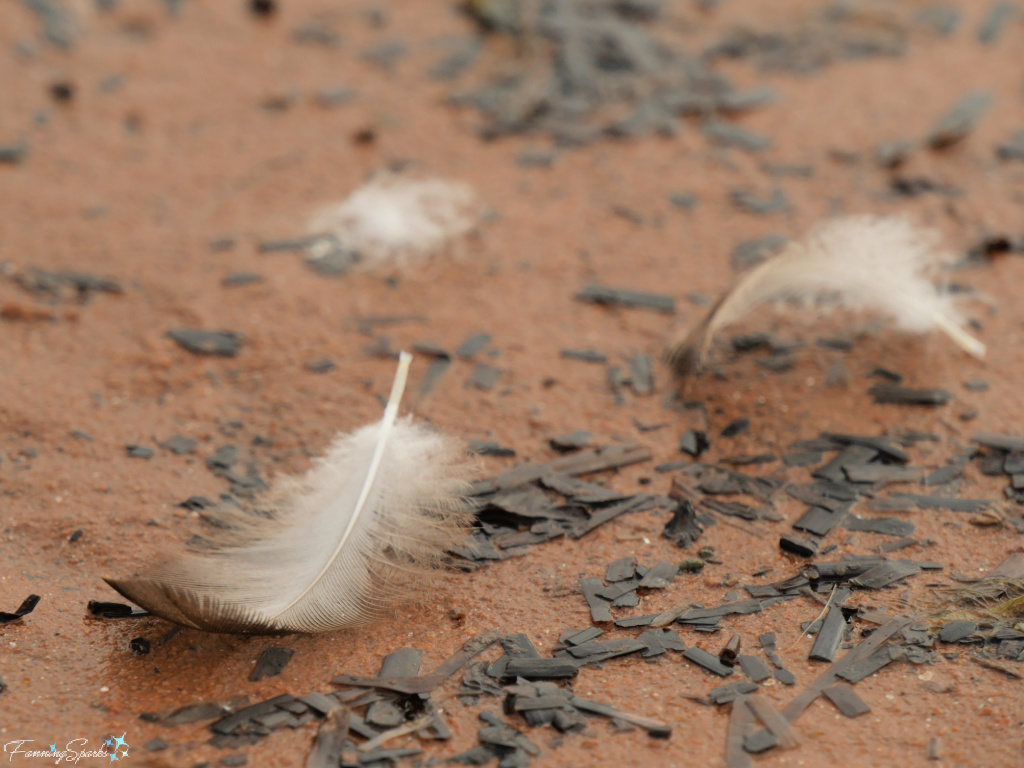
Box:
[2,1,1024,767]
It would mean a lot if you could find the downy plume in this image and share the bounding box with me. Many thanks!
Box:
[105,353,475,634]
[306,171,481,268]
[666,215,985,376]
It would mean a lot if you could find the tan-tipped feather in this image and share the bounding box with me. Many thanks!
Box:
[666,215,985,377]
[105,353,475,634]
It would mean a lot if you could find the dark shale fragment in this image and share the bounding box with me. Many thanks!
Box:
[251,647,294,681]
[868,383,952,405]
[684,647,735,677]
[808,607,847,663]
[0,594,40,625]
[575,285,675,313]
[168,329,243,357]
[927,92,994,149]
[822,683,870,717]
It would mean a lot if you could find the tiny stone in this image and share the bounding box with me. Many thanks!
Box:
[304,358,337,374]
[126,445,154,459]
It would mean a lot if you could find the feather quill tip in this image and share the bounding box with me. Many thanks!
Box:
[104,353,476,634]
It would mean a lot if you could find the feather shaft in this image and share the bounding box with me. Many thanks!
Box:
[269,352,413,620]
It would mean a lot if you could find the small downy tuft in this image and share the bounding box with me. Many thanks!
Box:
[306,171,481,268]
[104,353,475,634]
[666,215,985,376]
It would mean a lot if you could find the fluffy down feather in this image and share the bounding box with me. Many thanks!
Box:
[666,215,985,376]
[105,354,474,634]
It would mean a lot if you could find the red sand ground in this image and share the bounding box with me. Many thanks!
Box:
[2,1,1024,766]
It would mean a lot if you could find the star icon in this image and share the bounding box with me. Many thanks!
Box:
[113,734,127,750]
[49,745,56,752]
[108,752,119,764]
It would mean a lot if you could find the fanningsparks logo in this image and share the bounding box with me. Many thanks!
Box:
[3,734,130,764]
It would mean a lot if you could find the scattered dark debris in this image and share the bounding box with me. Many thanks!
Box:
[126,444,154,459]
[304,358,337,374]
[977,1,1018,43]
[14,268,123,302]
[679,429,710,458]
[455,0,776,146]
[0,594,40,625]
[996,130,1024,162]
[730,187,790,215]
[868,383,952,406]
[467,364,501,391]
[87,600,149,619]
[0,142,29,164]
[130,637,152,655]
[575,285,675,313]
[252,647,294,682]
[560,348,608,364]
[168,329,243,357]
[457,333,493,359]
[730,234,787,270]
[468,440,516,458]
[222,272,263,287]
[249,0,277,17]
[549,431,593,452]
[720,419,750,438]
[49,80,75,102]
[669,192,698,210]
[703,121,772,152]
[927,91,994,150]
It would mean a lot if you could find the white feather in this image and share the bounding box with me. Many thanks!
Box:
[105,353,474,634]
[667,215,985,375]
[307,172,480,266]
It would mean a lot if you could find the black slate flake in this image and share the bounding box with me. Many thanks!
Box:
[720,419,750,438]
[222,272,262,287]
[251,647,294,681]
[87,600,149,619]
[562,627,604,646]
[780,534,818,558]
[503,658,578,680]
[570,696,671,738]
[997,129,1024,162]
[783,451,823,468]
[709,681,759,706]
[823,683,870,717]
[868,383,952,406]
[580,577,614,623]
[737,655,772,683]
[628,355,654,396]
[419,357,452,395]
[210,694,297,735]
[306,708,349,768]
[606,556,637,582]
[468,440,516,458]
[0,594,41,625]
[730,187,790,215]
[168,329,243,357]
[850,560,921,589]
[468,364,501,391]
[973,433,1024,452]
[721,453,776,467]
[924,463,964,487]
[144,737,168,752]
[888,493,991,513]
[703,121,771,152]
[679,429,710,458]
[550,431,593,452]
[304,358,337,374]
[161,435,197,455]
[575,285,675,313]
[773,668,796,685]
[0,142,29,164]
[615,615,658,628]
[809,606,847,663]
[978,1,1018,43]
[938,620,978,644]
[669,192,699,210]
[662,498,704,547]
[566,637,647,663]
[456,333,492,359]
[843,516,915,537]
[569,493,651,538]
[837,644,904,684]
[927,91,994,150]
[560,348,607,363]
[126,444,154,459]
[684,647,735,677]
